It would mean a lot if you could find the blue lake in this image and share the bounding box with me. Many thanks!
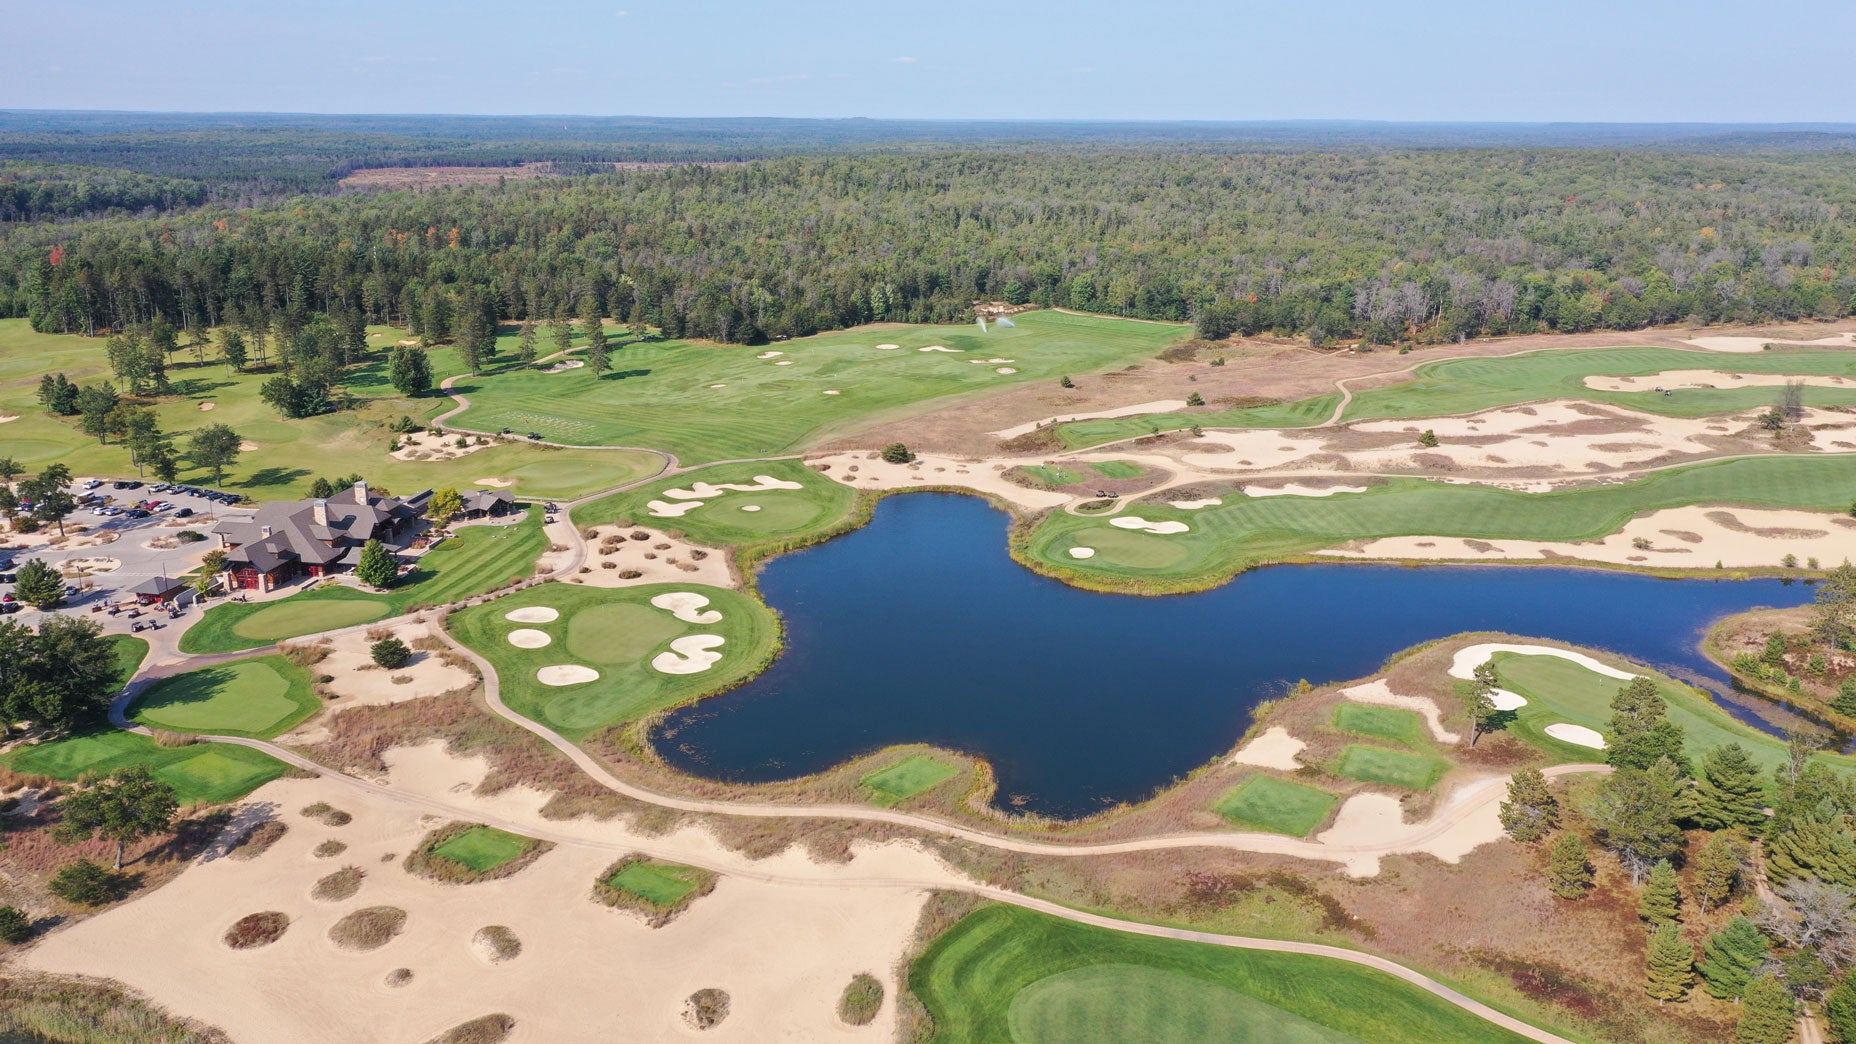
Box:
[654,493,1817,819]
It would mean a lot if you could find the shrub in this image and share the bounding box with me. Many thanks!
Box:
[0,906,32,944]
[328,906,407,951]
[301,802,352,827]
[313,839,348,858]
[371,638,412,669]
[1417,428,1440,448]
[223,911,289,949]
[426,1013,515,1044]
[1783,553,1799,568]
[175,530,207,543]
[838,973,884,1025]
[685,989,729,1031]
[312,865,365,902]
[1632,536,1653,550]
[385,968,414,987]
[474,925,522,962]
[1058,375,1074,389]
[1185,391,1204,407]
[879,443,914,464]
[49,859,129,906]
[228,819,287,861]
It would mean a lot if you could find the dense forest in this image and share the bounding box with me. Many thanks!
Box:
[3,118,1856,345]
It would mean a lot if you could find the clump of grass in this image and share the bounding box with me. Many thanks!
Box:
[313,839,348,858]
[404,821,551,885]
[0,973,229,1043]
[311,865,365,902]
[838,973,884,1025]
[473,925,521,963]
[328,906,407,951]
[227,820,287,861]
[223,911,289,950]
[280,644,331,668]
[684,989,729,1030]
[424,1013,515,1044]
[385,968,414,988]
[300,802,352,827]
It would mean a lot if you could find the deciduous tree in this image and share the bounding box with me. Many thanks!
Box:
[55,766,178,869]
[187,424,242,484]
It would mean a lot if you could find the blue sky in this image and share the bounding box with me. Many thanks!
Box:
[6,0,1855,121]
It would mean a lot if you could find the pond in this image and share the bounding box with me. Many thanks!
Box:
[654,493,1816,819]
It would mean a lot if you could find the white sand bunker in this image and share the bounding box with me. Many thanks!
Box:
[196,402,215,412]
[1231,727,1305,769]
[1245,484,1369,498]
[775,360,795,366]
[918,345,960,353]
[757,351,784,359]
[650,592,723,624]
[988,400,1188,441]
[823,389,841,395]
[1685,333,1856,353]
[651,635,726,675]
[740,504,762,512]
[995,367,1018,374]
[1068,547,1096,559]
[507,629,552,649]
[1338,679,1461,743]
[664,475,804,500]
[537,664,599,686]
[504,606,561,624]
[1546,723,1607,749]
[1110,516,1191,535]
[709,383,727,389]
[1170,498,1223,510]
[876,343,900,350]
[544,359,585,373]
[1449,642,1635,711]
[647,499,705,518]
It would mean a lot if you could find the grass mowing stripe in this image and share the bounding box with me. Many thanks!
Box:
[129,655,319,738]
[0,729,286,805]
[1213,776,1339,837]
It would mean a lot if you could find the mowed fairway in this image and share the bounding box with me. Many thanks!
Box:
[443,310,1186,462]
[1214,776,1339,836]
[448,581,778,738]
[1,729,286,805]
[861,755,960,807]
[911,905,1532,1044]
[1032,454,1856,588]
[574,458,857,547]
[130,656,319,738]
[431,826,537,872]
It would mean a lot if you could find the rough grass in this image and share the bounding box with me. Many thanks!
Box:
[860,755,960,807]
[222,911,289,950]
[423,1013,515,1044]
[911,904,1532,1044]
[311,866,365,902]
[595,856,716,926]
[406,822,550,883]
[838,973,885,1026]
[0,730,285,805]
[130,656,320,738]
[226,819,286,861]
[1333,746,1449,791]
[684,989,730,1031]
[312,839,348,858]
[1213,776,1341,837]
[473,925,522,963]
[0,972,230,1043]
[300,801,352,827]
[327,905,408,951]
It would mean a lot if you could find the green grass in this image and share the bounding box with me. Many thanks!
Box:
[105,634,149,688]
[1333,704,1429,747]
[1490,651,1856,781]
[1022,465,1082,487]
[179,506,548,653]
[606,860,702,907]
[430,826,537,872]
[911,904,1532,1044]
[573,458,858,548]
[1,728,286,804]
[1213,776,1339,837]
[448,581,779,739]
[1030,453,1856,588]
[1333,746,1450,790]
[1087,460,1143,479]
[443,310,1187,463]
[128,655,319,738]
[0,320,662,501]
[861,755,960,806]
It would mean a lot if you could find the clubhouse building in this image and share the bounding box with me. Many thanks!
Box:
[213,482,430,591]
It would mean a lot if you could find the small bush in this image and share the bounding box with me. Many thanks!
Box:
[279,643,331,668]
[371,637,412,669]
[328,906,408,951]
[228,819,287,861]
[685,989,730,1031]
[0,906,32,944]
[223,911,289,949]
[312,865,365,902]
[879,442,914,464]
[629,530,650,541]
[386,968,414,988]
[425,1014,516,1044]
[838,973,884,1025]
[474,925,522,962]
[313,839,348,858]
[618,569,643,579]
[175,530,207,543]
[49,859,129,906]
[301,802,352,827]
[1417,429,1440,448]
[1058,375,1074,389]
[1186,391,1205,407]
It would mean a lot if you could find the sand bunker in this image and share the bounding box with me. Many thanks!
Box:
[664,475,804,501]
[651,635,726,675]
[995,367,1018,374]
[757,351,784,359]
[740,505,761,512]
[988,400,1187,441]
[1546,723,1607,749]
[1338,680,1460,743]
[876,343,900,350]
[1685,333,1856,353]
[472,477,515,487]
[543,359,585,373]
[650,592,723,624]
[918,345,960,353]
[1585,370,1856,392]
[1067,547,1096,559]
[775,360,794,366]
[392,430,490,462]
[507,629,552,649]
[1230,727,1305,769]
[647,499,704,518]
[196,402,214,412]
[537,665,600,686]
[239,441,261,452]
[1446,643,1634,711]
[709,383,727,389]
[1245,483,1368,498]
[505,607,561,624]
[823,390,840,395]
[1170,498,1223,510]
[807,451,1072,512]
[1109,516,1191,535]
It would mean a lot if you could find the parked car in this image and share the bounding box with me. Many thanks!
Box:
[0,603,19,615]
[82,479,102,490]
[175,507,194,518]
[125,509,150,519]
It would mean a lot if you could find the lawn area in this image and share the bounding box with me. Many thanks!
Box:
[1333,704,1429,747]
[1489,650,1856,780]
[106,634,149,688]
[1055,394,1341,450]
[1021,465,1082,487]
[861,755,960,807]
[1,728,286,805]
[179,507,548,653]
[447,581,779,738]
[128,656,318,738]
[1087,460,1144,479]
[1213,776,1339,836]
[430,826,537,873]
[1333,746,1449,791]
[573,458,858,549]
[605,859,703,907]
[442,310,1186,463]
[911,904,1532,1044]
[0,320,661,500]
[1030,454,1856,589]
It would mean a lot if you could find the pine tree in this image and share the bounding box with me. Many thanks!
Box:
[550,314,573,354]
[1499,768,1560,843]
[1645,923,1694,1002]
[1836,677,1856,718]
[517,321,538,363]
[1765,812,1856,888]
[1699,917,1772,1001]
[1692,830,1748,912]
[1693,743,1767,832]
[1638,859,1682,926]
[1737,972,1796,1044]
[1590,759,1689,883]
[1825,975,1856,1043]
[1547,832,1593,899]
[354,539,397,589]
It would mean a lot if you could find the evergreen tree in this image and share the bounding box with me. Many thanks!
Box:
[1766,811,1856,888]
[1608,676,1690,775]
[1699,917,1773,1001]
[1467,661,1501,745]
[516,321,538,363]
[1737,972,1796,1044]
[219,328,248,371]
[1825,975,1856,1043]
[1547,832,1593,899]
[354,539,397,589]
[1836,677,1856,719]
[1499,767,1560,843]
[1693,830,1748,912]
[581,297,610,375]
[1590,758,1688,883]
[1645,923,1695,1002]
[1638,859,1682,926]
[1693,743,1769,832]
[307,477,335,499]
[550,314,573,354]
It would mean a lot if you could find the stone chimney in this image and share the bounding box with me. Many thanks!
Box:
[311,499,329,527]
[352,481,369,505]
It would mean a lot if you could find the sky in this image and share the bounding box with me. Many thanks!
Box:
[6,0,1856,122]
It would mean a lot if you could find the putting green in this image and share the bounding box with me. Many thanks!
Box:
[230,597,390,641]
[131,657,317,737]
[574,458,857,548]
[1334,746,1448,790]
[608,861,700,907]
[565,603,685,664]
[1213,776,1339,837]
[1009,964,1348,1044]
[862,755,960,806]
[432,826,535,872]
[1070,527,1190,570]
